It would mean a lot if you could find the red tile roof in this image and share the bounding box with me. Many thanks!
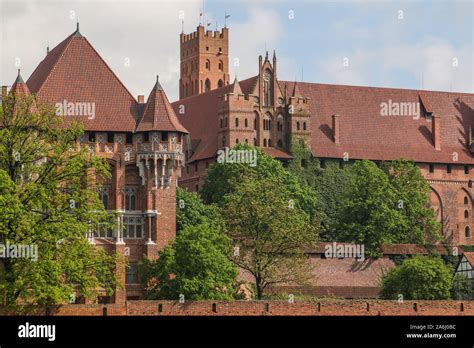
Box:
[263,148,293,159]
[27,31,138,131]
[10,70,31,96]
[174,75,474,164]
[136,76,188,133]
[24,29,186,134]
[464,252,474,266]
[286,81,474,164]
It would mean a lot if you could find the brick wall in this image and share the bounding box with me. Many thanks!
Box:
[5,300,472,316]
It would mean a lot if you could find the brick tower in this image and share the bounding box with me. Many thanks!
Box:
[179,25,230,99]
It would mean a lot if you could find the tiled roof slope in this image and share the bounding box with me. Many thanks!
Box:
[464,252,474,266]
[27,30,138,132]
[136,76,188,133]
[11,70,31,96]
[285,81,474,164]
[174,76,474,164]
[171,76,257,162]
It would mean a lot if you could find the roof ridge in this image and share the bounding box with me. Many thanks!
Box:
[27,33,75,93]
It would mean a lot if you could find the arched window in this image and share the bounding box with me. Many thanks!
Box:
[218,79,224,88]
[236,138,239,144]
[466,226,471,238]
[297,121,300,130]
[264,113,271,131]
[263,70,272,106]
[205,79,211,92]
[218,60,223,71]
[205,59,210,70]
[254,118,257,130]
[268,139,272,147]
[465,197,469,205]
[277,114,284,132]
[303,122,307,130]
[244,118,248,128]
[235,118,239,128]
[465,210,469,219]
[263,139,267,147]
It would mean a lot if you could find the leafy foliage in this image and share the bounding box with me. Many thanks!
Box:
[139,223,238,300]
[222,173,318,299]
[380,256,454,300]
[176,186,222,234]
[0,94,117,308]
[201,144,319,221]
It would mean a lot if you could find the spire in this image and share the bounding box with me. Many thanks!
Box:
[74,22,82,38]
[11,69,30,96]
[273,50,276,61]
[15,69,24,84]
[154,75,163,91]
[292,80,301,97]
[265,51,269,60]
[231,75,242,94]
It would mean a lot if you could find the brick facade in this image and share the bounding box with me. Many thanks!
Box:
[6,300,473,316]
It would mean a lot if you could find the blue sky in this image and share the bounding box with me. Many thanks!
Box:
[1,0,473,100]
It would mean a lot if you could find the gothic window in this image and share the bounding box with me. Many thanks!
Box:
[99,186,110,209]
[236,138,239,144]
[254,119,257,130]
[126,263,139,284]
[466,226,471,238]
[303,122,307,130]
[235,117,239,128]
[465,210,469,219]
[218,60,223,71]
[297,121,300,131]
[205,59,210,70]
[465,197,469,205]
[263,139,267,147]
[218,79,224,88]
[268,139,272,147]
[245,118,248,128]
[205,79,211,92]
[263,70,272,106]
[277,114,284,132]
[264,113,271,131]
[125,187,137,211]
[123,217,144,239]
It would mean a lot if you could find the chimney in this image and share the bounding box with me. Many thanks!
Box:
[138,95,144,104]
[432,114,440,150]
[332,114,340,144]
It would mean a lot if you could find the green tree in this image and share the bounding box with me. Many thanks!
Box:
[201,143,319,221]
[223,174,318,299]
[451,274,473,300]
[176,186,222,234]
[286,138,321,188]
[0,94,117,309]
[336,160,404,257]
[139,222,238,300]
[380,256,455,300]
[381,159,440,244]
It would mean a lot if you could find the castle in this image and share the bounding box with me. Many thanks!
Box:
[4,23,474,302]
[173,25,474,248]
